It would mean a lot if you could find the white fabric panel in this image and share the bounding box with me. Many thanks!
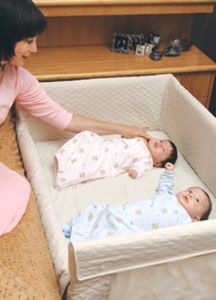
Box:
[71,219,216,280]
[67,243,115,300]
[16,120,70,294]
[41,75,167,128]
[18,74,169,142]
[161,77,216,196]
[108,252,216,300]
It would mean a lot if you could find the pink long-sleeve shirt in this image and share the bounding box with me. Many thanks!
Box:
[0,64,72,130]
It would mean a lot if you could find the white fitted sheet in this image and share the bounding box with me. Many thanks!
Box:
[34,131,216,225]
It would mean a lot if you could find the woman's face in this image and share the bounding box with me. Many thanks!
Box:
[10,36,38,66]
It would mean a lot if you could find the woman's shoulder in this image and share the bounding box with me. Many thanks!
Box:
[2,64,39,99]
[5,64,34,81]
[1,64,19,90]
[7,64,38,92]
[4,63,17,77]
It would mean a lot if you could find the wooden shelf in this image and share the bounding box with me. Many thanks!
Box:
[31,0,216,108]
[25,45,216,81]
[34,0,216,16]
[34,0,216,4]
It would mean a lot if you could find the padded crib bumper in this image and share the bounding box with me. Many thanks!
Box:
[71,219,216,280]
[16,74,216,299]
[16,119,70,293]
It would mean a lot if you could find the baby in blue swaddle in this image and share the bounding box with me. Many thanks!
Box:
[62,163,212,243]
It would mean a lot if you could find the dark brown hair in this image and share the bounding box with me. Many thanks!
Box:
[0,0,46,62]
[160,140,178,167]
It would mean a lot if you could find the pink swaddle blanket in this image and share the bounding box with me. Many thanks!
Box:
[0,163,31,236]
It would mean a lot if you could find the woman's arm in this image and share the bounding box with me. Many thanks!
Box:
[66,113,151,139]
[17,67,150,139]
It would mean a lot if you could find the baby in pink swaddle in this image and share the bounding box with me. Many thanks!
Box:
[54,130,177,190]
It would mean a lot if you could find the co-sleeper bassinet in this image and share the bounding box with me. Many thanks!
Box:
[16,74,216,300]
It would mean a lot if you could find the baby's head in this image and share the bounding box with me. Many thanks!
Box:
[147,138,177,167]
[176,187,212,221]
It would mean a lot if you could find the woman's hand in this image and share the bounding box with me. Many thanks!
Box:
[121,125,151,141]
[67,114,151,140]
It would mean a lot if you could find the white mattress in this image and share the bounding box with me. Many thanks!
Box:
[35,131,216,225]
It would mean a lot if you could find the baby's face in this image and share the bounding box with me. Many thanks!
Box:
[147,139,173,166]
[176,187,209,221]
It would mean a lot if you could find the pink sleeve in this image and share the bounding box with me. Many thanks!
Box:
[130,157,153,179]
[16,67,72,131]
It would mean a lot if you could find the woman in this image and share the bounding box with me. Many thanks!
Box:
[0,0,148,137]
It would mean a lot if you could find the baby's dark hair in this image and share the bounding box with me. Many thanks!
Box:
[0,0,46,62]
[160,140,178,167]
[199,188,212,220]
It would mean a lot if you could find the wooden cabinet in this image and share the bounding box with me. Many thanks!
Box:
[29,0,216,107]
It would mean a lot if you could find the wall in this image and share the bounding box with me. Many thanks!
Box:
[192,8,216,115]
